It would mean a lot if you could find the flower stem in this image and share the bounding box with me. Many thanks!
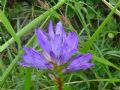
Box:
[57,78,62,90]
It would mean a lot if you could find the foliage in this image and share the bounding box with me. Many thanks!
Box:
[0,0,120,90]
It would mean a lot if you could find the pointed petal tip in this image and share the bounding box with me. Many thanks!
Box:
[48,19,54,39]
[35,27,40,31]
[35,28,42,33]
[35,28,41,36]
[23,46,28,50]
[35,28,46,36]
[86,53,92,59]
[18,62,22,65]
[18,62,29,67]
[57,21,62,25]
[55,21,64,36]
[49,19,52,23]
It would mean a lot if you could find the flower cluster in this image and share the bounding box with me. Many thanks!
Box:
[19,20,93,72]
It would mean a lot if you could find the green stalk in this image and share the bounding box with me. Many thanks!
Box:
[56,78,62,90]
[0,0,67,52]
[3,0,7,13]
[81,0,120,53]
[0,10,22,49]
[93,55,120,71]
[25,68,31,90]
[102,0,120,17]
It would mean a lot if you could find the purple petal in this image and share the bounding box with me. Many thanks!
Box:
[18,47,53,70]
[51,35,62,56]
[63,53,93,72]
[66,32,78,50]
[36,28,51,53]
[48,20,54,39]
[55,21,66,38]
[64,49,77,63]
[58,32,78,64]
[48,35,63,65]
[18,62,31,67]
[42,51,57,64]
[55,21,63,36]
[43,51,52,62]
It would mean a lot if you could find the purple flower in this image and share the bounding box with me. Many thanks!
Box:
[19,20,93,72]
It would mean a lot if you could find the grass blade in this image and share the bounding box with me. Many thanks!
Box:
[93,55,120,71]
[0,0,67,52]
[25,68,31,90]
[81,0,120,52]
[0,10,22,49]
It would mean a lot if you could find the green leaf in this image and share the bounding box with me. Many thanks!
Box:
[0,0,67,52]
[93,55,120,71]
[81,0,120,52]
[0,10,22,49]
